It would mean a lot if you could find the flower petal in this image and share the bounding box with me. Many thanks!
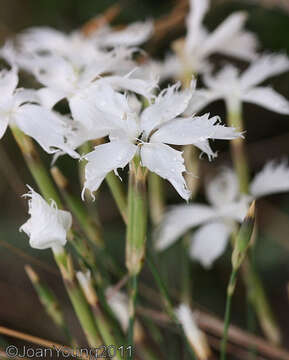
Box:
[206,168,239,207]
[219,30,258,62]
[15,104,79,158]
[250,160,289,198]
[190,221,232,268]
[140,82,193,137]
[0,114,9,139]
[97,20,153,47]
[155,204,216,251]
[240,54,289,89]
[242,86,289,114]
[20,187,72,250]
[140,142,191,200]
[201,12,250,58]
[186,0,209,52]
[150,114,242,146]
[0,67,18,97]
[83,140,137,197]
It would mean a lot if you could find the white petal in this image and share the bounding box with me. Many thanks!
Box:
[240,53,289,89]
[19,27,69,54]
[150,114,242,146]
[0,115,9,139]
[206,168,239,207]
[0,67,18,97]
[203,64,240,92]
[175,304,211,360]
[83,140,137,196]
[140,142,191,200]
[106,289,129,331]
[20,187,72,250]
[242,86,289,114]
[250,160,289,198]
[190,221,232,268]
[28,55,77,94]
[201,12,249,57]
[97,20,153,47]
[140,82,193,137]
[37,87,66,109]
[15,104,79,158]
[105,73,158,100]
[219,30,258,61]
[186,0,209,52]
[155,204,216,251]
[184,89,221,115]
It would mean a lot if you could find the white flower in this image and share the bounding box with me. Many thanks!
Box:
[176,304,211,360]
[186,54,289,114]
[156,160,289,267]
[0,66,80,158]
[81,81,241,200]
[163,0,258,78]
[18,27,100,67]
[20,187,72,252]
[18,21,153,64]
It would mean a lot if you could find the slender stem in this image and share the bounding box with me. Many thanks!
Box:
[227,105,249,195]
[106,171,128,223]
[25,265,75,346]
[125,157,147,349]
[147,257,196,359]
[220,269,238,360]
[227,104,281,344]
[51,166,103,247]
[53,250,101,347]
[127,274,138,349]
[11,126,62,207]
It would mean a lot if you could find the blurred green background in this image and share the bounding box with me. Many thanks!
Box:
[0,0,289,357]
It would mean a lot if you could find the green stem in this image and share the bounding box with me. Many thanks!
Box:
[227,105,250,194]
[125,157,147,349]
[25,265,75,346]
[53,250,101,347]
[127,274,138,350]
[220,269,238,360]
[106,171,128,223]
[51,166,103,247]
[147,257,196,359]
[227,105,281,344]
[11,126,62,207]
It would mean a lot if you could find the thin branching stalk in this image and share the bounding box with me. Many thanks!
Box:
[25,265,75,346]
[77,273,123,360]
[106,171,128,223]
[221,202,256,360]
[53,249,101,347]
[126,156,147,348]
[227,104,281,344]
[147,257,197,359]
[11,127,62,207]
[51,166,103,247]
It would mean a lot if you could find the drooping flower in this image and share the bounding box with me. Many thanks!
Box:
[81,81,241,201]
[0,66,79,158]
[176,304,211,360]
[186,54,289,115]
[20,187,72,252]
[155,160,289,267]
[161,0,258,78]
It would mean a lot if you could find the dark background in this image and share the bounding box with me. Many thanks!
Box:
[0,0,289,357]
